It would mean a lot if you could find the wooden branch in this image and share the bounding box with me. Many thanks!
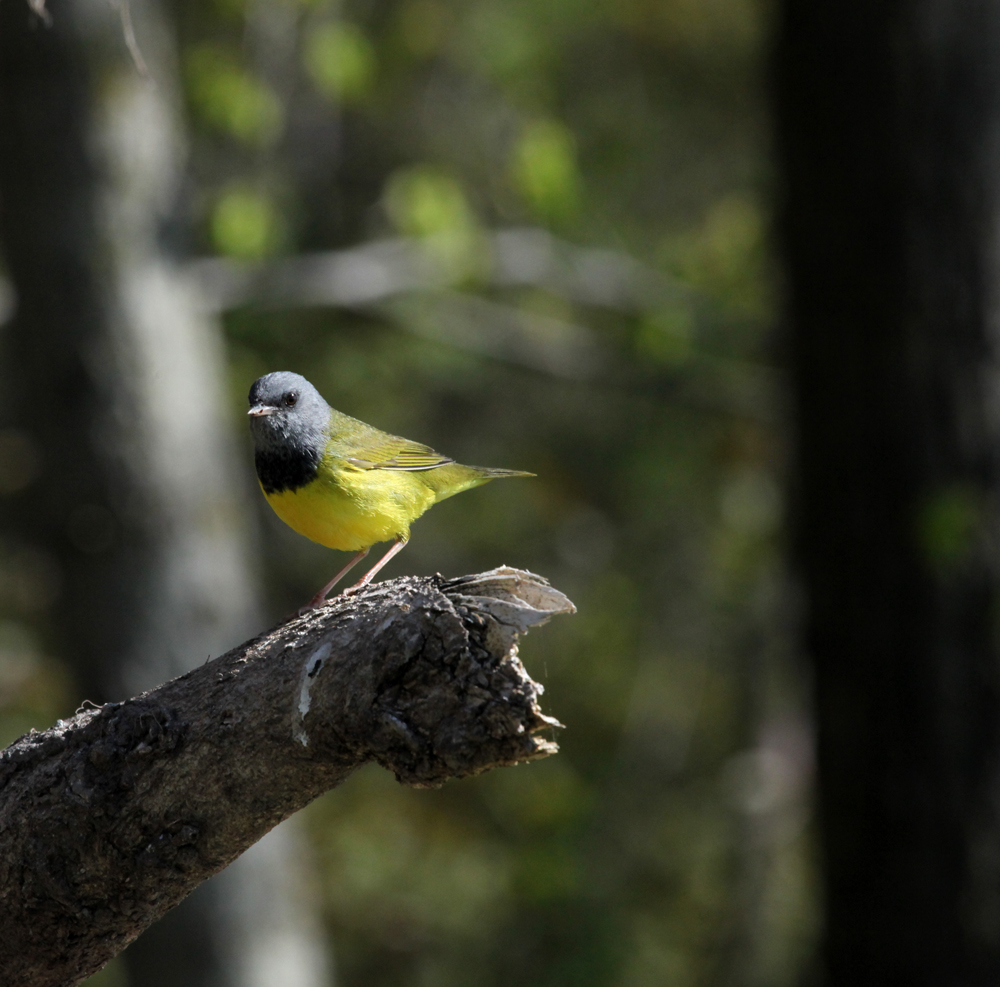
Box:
[0,568,572,987]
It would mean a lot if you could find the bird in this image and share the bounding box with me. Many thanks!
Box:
[247,371,534,607]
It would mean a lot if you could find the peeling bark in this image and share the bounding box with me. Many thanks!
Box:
[0,568,571,987]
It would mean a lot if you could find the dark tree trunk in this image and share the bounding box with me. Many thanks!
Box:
[774,1,1000,982]
[0,2,125,686]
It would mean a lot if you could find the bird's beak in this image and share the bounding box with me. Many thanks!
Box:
[248,404,278,417]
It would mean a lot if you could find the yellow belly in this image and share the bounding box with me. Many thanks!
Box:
[261,466,436,551]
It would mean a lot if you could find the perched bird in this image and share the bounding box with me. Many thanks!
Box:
[248,371,533,606]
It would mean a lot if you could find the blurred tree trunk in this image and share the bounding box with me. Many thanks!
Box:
[775,1,1000,982]
[0,2,329,985]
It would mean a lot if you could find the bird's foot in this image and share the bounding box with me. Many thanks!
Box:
[294,583,360,616]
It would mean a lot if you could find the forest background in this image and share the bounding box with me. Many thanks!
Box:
[0,0,810,984]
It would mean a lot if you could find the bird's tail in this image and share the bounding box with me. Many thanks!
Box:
[469,467,536,479]
[426,463,535,503]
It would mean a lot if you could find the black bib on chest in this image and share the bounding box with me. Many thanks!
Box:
[255,446,321,494]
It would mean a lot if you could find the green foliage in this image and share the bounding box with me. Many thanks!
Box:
[384,167,476,238]
[635,306,696,365]
[393,0,452,59]
[511,119,581,224]
[919,484,983,568]
[384,166,488,280]
[211,185,284,259]
[667,196,771,319]
[77,958,127,987]
[0,617,73,750]
[304,21,377,104]
[185,44,282,145]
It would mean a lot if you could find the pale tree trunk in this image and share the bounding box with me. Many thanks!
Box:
[0,2,329,984]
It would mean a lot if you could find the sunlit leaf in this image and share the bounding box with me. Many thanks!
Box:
[185,45,282,145]
[511,118,581,224]
[304,22,377,104]
[384,166,475,236]
[210,186,283,259]
[636,306,696,365]
[383,166,486,281]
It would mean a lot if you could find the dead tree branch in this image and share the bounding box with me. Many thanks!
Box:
[0,568,572,987]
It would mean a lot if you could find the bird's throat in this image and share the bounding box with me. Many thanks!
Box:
[255,446,321,494]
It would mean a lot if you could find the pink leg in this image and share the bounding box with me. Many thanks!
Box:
[345,536,409,592]
[307,547,370,608]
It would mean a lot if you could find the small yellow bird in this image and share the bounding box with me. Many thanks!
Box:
[248,371,533,606]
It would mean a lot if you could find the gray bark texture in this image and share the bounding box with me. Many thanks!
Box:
[0,568,571,987]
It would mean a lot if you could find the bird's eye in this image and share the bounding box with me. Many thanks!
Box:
[284,391,298,407]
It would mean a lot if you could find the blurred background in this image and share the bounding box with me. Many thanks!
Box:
[0,0,816,984]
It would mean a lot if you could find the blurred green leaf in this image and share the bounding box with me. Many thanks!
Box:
[482,758,592,835]
[511,119,581,224]
[0,619,72,749]
[79,958,127,987]
[514,843,582,901]
[394,0,451,58]
[461,4,546,81]
[210,0,248,21]
[211,186,284,259]
[668,195,770,319]
[304,21,377,104]
[185,45,282,145]
[636,306,696,365]
[384,166,476,237]
[384,166,487,280]
[919,484,982,567]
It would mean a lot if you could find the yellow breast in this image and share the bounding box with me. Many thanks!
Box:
[261,462,437,551]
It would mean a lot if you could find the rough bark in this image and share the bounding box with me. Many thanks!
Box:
[774,0,1000,982]
[0,568,569,987]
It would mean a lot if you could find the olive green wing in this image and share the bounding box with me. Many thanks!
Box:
[329,414,532,504]
[343,433,455,472]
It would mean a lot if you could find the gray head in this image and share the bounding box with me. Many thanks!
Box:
[247,371,330,456]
